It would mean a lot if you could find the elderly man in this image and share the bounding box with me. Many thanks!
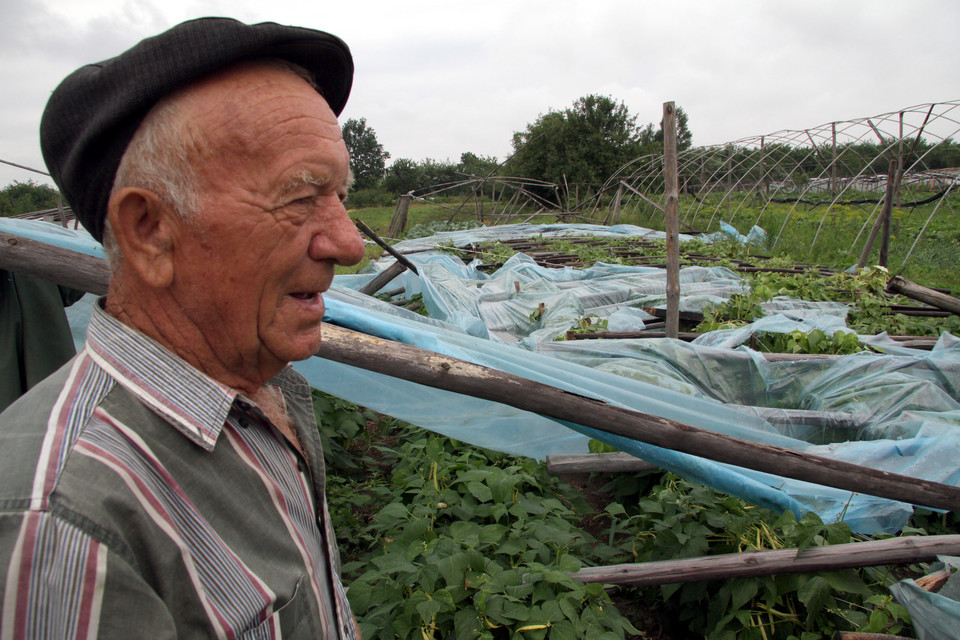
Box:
[0,18,366,639]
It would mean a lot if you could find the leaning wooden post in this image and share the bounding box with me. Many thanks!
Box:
[759,136,767,197]
[387,193,412,238]
[611,183,623,225]
[663,102,680,339]
[830,122,838,195]
[857,159,898,270]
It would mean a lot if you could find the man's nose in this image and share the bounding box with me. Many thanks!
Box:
[308,203,366,266]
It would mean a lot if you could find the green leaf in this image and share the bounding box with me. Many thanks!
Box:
[370,553,419,576]
[797,575,832,616]
[729,577,759,610]
[501,599,531,621]
[478,524,508,545]
[467,481,494,503]
[450,521,481,547]
[416,598,443,624]
[822,569,870,595]
[437,552,470,588]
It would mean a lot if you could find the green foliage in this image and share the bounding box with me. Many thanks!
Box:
[459,152,500,178]
[331,420,637,639]
[553,315,609,340]
[342,117,390,190]
[0,180,62,216]
[507,95,648,195]
[605,474,912,639]
[382,158,423,195]
[345,187,396,209]
[382,157,485,196]
[404,219,481,240]
[311,389,379,475]
[756,329,868,355]
[316,391,927,640]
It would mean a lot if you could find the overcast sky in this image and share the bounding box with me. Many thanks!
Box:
[3,0,959,188]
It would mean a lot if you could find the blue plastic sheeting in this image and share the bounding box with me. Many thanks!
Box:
[0,218,105,259]
[307,289,958,535]
[8,218,960,535]
[890,556,960,640]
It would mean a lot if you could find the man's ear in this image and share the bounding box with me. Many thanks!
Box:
[106,187,177,289]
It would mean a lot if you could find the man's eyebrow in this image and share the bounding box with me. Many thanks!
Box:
[278,170,330,198]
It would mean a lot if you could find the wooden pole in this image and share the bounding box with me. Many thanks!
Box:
[831,122,838,195]
[568,534,960,586]
[611,183,623,225]
[0,232,109,294]
[546,452,659,475]
[5,235,960,513]
[886,275,960,315]
[353,218,419,275]
[357,260,407,296]
[387,194,412,238]
[856,159,898,270]
[759,136,766,196]
[663,102,680,339]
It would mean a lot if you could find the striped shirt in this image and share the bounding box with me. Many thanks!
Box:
[0,301,357,639]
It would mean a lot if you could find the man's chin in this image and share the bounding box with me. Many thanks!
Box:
[272,333,326,364]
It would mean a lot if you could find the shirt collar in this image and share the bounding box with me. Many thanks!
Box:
[84,299,237,451]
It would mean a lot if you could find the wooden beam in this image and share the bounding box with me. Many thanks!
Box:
[886,275,960,315]
[546,452,659,475]
[0,231,109,294]
[857,160,898,270]
[358,261,407,296]
[569,534,960,586]
[354,218,419,275]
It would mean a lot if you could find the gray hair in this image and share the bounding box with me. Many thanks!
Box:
[104,90,200,267]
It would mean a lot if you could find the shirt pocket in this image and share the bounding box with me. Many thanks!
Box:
[239,576,318,640]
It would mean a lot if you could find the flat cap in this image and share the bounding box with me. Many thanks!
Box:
[40,17,353,242]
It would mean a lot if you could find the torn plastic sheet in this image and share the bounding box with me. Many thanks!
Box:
[890,555,960,640]
[10,218,960,535]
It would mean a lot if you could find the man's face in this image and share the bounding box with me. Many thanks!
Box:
[168,64,365,382]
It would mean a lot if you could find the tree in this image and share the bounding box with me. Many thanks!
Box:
[506,95,645,191]
[382,158,421,195]
[457,152,499,178]
[341,118,390,190]
[0,180,62,217]
[645,105,693,152]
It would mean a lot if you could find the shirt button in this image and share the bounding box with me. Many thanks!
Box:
[297,458,307,473]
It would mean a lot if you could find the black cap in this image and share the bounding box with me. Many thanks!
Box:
[39,17,354,242]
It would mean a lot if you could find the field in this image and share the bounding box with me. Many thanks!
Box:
[326,192,960,639]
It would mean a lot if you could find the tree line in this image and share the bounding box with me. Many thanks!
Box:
[340,94,692,208]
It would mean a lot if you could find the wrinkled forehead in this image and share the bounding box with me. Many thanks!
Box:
[176,62,342,157]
